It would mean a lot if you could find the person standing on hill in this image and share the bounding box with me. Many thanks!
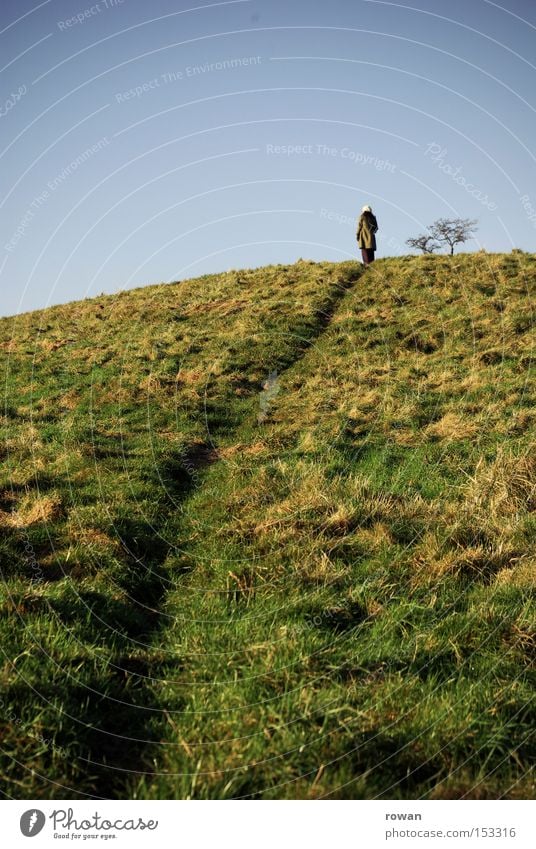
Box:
[357,205,378,265]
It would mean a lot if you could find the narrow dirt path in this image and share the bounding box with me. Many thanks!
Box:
[121,263,364,796]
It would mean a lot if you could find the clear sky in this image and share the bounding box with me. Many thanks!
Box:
[1,0,535,316]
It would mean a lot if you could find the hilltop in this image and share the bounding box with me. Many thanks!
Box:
[0,252,534,799]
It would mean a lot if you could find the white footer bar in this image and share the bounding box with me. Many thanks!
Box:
[4,799,534,849]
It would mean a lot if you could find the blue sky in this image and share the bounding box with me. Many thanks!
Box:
[1,0,535,316]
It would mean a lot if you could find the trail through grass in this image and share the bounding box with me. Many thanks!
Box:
[0,260,358,797]
[1,253,534,799]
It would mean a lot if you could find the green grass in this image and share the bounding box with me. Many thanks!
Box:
[0,252,534,799]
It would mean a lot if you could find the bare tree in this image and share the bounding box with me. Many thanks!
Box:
[405,234,439,254]
[430,217,478,255]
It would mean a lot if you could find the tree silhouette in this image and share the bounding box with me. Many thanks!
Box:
[407,218,478,255]
[431,217,478,255]
[406,234,439,254]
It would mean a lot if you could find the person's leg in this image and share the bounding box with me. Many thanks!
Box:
[361,248,369,265]
[368,249,375,263]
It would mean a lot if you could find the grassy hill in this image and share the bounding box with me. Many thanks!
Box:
[0,252,534,799]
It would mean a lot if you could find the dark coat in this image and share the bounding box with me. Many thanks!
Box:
[357,212,378,250]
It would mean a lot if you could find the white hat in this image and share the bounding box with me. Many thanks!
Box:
[362,205,372,213]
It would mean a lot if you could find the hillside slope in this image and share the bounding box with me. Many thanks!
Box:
[0,253,534,799]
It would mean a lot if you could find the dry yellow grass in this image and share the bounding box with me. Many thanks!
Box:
[465,450,536,519]
[426,412,479,441]
[495,558,536,587]
[0,493,63,528]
